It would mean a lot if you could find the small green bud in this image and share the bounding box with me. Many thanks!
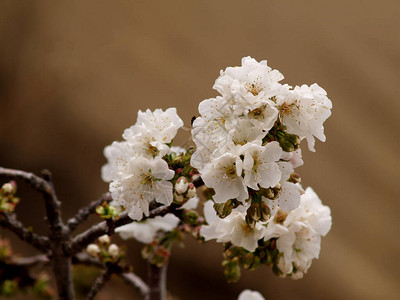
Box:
[95,206,105,215]
[242,252,254,269]
[245,211,256,228]
[275,131,300,152]
[213,201,234,219]
[223,257,241,283]
[259,202,270,221]
[96,203,118,219]
[182,210,200,225]
[249,255,261,270]
[1,280,18,297]
[248,203,261,221]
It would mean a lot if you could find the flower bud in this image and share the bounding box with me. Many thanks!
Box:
[98,235,110,245]
[248,203,261,221]
[174,191,184,203]
[182,210,200,225]
[87,244,100,257]
[214,202,233,219]
[245,212,256,228]
[242,252,254,269]
[95,206,105,215]
[108,205,118,217]
[288,172,301,184]
[108,244,119,258]
[260,202,270,221]
[186,183,196,198]
[276,131,299,152]
[2,183,13,194]
[175,177,189,194]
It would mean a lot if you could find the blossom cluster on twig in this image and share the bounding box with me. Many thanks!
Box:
[0,57,333,299]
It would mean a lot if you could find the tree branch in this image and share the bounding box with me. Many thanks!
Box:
[120,272,149,297]
[72,252,105,268]
[68,205,173,256]
[15,254,49,267]
[73,253,149,297]
[0,167,52,195]
[0,167,75,299]
[0,213,49,251]
[67,193,112,232]
[85,268,112,300]
[146,261,168,300]
[39,170,75,300]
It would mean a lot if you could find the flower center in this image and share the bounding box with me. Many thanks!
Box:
[225,165,237,179]
[279,101,299,119]
[248,105,266,120]
[141,171,154,185]
[147,144,159,157]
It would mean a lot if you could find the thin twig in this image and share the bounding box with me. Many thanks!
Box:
[72,252,105,268]
[0,213,49,251]
[120,272,150,297]
[41,170,63,231]
[73,253,149,297]
[0,167,52,195]
[40,170,75,300]
[68,206,173,256]
[67,193,112,232]
[146,261,168,300]
[15,254,50,267]
[85,268,112,300]
[0,167,75,299]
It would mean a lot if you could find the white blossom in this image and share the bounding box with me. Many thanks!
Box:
[213,56,283,117]
[123,108,183,146]
[276,84,332,152]
[200,201,265,252]
[101,141,134,183]
[281,149,303,169]
[201,153,248,204]
[238,290,265,300]
[180,195,199,210]
[116,213,180,244]
[263,161,302,215]
[242,141,282,190]
[110,157,174,220]
[263,187,332,278]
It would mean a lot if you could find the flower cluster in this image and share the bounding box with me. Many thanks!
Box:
[86,235,122,263]
[264,187,332,279]
[192,57,331,223]
[99,56,333,286]
[202,187,332,281]
[101,108,184,220]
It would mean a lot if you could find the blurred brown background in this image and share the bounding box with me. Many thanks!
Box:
[0,1,399,299]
